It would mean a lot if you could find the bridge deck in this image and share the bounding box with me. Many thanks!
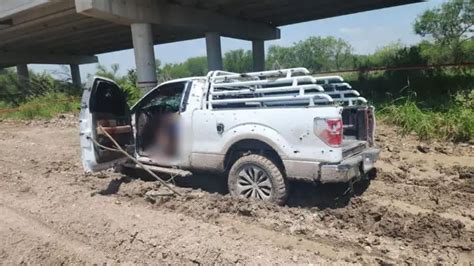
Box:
[0,0,421,66]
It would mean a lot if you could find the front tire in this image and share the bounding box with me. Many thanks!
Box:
[228,154,288,205]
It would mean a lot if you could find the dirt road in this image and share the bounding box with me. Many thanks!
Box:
[0,117,472,264]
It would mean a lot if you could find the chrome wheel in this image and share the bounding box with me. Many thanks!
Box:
[236,164,272,200]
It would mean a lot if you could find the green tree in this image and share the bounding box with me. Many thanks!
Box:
[266,46,297,69]
[369,42,405,67]
[0,68,77,106]
[94,63,121,80]
[365,42,426,67]
[157,56,208,81]
[267,36,355,72]
[160,63,191,80]
[185,56,208,76]
[223,49,252,72]
[414,0,474,63]
[0,69,23,106]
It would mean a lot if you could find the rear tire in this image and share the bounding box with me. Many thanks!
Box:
[228,154,288,205]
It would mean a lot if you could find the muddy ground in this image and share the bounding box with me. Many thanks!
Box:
[0,116,472,264]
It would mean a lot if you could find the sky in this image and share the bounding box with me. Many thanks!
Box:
[30,0,447,81]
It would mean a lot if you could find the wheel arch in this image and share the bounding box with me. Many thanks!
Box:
[223,138,285,172]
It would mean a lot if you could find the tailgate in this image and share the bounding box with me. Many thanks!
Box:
[342,140,368,158]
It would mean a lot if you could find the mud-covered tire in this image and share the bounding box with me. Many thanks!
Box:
[228,154,288,205]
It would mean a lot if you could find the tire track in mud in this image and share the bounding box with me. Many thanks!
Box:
[111,177,473,264]
[0,202,110,264]
[0,120,473,264]
[377,167,474,195]
[0,182,345,265]
[0,153,344,265]
[99,178,400,264]
[364,194,474,230]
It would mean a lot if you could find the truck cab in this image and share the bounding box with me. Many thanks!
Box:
[80,68,380,205]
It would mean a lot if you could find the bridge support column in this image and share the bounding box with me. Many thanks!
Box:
[16,64,29,88]
[206,32,223,71]
[252,40,265,71]
[131,23,157,94]
[70,64,81,88]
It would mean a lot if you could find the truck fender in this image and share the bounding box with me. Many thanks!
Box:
[219,123,292,160]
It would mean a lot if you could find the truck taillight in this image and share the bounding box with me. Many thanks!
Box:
[314,118,343,147]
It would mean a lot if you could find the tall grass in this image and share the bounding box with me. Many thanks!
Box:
[1,93,80,120]
[379,90,474,142]
[343,68,474,107]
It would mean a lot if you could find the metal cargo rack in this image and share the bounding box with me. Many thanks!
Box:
[207,68,367,110]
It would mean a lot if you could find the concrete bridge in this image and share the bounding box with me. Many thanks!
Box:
[0,0,421,91]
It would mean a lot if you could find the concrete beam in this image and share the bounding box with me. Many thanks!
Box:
[0,52,98,68]
[0,0,52,20]
[75,0,280,41]
[0,19,12,30]
[42,25,131,51]
[66,30,202,56]
[252,40,265,71]
[1,17,96,48]
[206,33,223,71]
[0,8,77,43]
[261,0,423,26]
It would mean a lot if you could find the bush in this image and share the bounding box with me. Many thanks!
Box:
[343,68,474,107]
[1,68,81,107]
[120,81,141,106]
[1,93,80,120]
[379,90,474,142]
[0,101,11,109]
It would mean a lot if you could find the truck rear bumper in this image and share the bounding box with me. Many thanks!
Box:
[319,148,380,183]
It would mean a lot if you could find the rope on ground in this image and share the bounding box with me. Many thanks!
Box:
[91,126,182,196]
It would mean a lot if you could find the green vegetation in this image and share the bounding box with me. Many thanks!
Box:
[365,0,473,142]
[0,67,81,119]
[267,36,354,71]
[414,0,473,64]
[379,90,474,142]
[341,69,474,107]
[0,0,472,141]
[155,49,254,80]
[157,57,208,81]
[0,67,79,106]
[1,93,79,120]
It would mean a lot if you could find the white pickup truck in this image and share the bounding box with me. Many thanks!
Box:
[80,68,380,205]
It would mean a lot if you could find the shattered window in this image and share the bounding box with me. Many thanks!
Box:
[141,82,186,112]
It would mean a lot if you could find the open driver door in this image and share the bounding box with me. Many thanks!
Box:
[80,77,134,172]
